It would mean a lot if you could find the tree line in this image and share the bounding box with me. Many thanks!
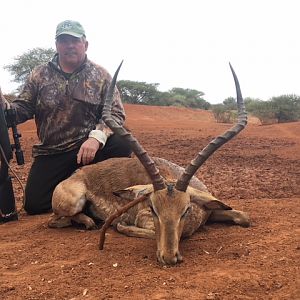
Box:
[212,95,300,124]
[118,80,211,109]
[3,47,300,124]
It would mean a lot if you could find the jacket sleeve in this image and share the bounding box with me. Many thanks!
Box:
[0,87,11,110]
[9,70,39,124]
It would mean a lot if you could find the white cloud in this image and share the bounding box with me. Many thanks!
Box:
[1,0,299,103]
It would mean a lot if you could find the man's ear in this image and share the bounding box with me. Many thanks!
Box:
[113,184,153,200]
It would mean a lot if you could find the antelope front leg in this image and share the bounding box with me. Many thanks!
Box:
[116,208,155,239]
[209,209,250,227]
[135,208,155,230]
[116,223,156,239]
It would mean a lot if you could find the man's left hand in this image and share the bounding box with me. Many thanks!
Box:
[77,138,102,165]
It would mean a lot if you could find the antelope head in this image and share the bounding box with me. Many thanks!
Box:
[113,183,191,264]
[101,61,247,265]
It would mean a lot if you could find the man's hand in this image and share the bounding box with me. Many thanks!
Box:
[77,138,102,165]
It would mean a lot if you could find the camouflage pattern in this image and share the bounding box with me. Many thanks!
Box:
[0,87,4,100]
[11,54,125,157]
[0,87,10,110]
[0,87,6,109]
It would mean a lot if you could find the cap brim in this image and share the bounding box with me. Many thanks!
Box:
[56,31,84,38]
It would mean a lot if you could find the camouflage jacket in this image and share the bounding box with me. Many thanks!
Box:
[0,87,5,109]
[11,55,125,157]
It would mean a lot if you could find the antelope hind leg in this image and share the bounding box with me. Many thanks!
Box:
[48,214,73,228]
[50,179,97,229]
[52,179,87,216]
[48,213,96,229]
[209,209,250,227]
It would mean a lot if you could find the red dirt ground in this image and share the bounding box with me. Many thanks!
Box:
[1,104,299,300]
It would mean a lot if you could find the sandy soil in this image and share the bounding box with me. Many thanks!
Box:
[1,104,299,300]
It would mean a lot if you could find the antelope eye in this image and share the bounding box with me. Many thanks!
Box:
[149,206,158,217]
[181,206,192,219]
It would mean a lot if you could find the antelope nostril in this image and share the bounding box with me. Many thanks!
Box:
[160,254,178,265]
[157,249,182,265]
[169,256,178,265]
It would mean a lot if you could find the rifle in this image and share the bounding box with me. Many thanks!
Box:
[0,106,24,223]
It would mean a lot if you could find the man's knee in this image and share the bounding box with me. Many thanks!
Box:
[97,134,132,161]
[108,134,132,157]
[24,186,52,215]
[24,201,51,215]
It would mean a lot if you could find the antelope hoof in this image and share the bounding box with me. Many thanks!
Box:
[71,213,97,230]
[236,219,250,227]
[83,218,97,230]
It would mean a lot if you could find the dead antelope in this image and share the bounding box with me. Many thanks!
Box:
[49,62,249,265]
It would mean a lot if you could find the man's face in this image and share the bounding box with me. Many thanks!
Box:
[56,34,88,69]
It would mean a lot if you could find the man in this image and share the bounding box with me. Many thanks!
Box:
[0,20,131,214]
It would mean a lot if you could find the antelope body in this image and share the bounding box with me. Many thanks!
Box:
[50,156,208,229]
[50,62,250,265]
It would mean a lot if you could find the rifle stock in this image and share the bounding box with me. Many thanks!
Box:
[0,106,18,223]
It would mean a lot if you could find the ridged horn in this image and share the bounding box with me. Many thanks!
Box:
[175,63,247,192]
[102,61,166,191]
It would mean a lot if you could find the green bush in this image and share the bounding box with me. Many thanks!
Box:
[246,95,300,124]
[212,104,237,123]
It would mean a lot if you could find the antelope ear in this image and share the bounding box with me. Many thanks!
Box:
[202,200,232,211]
[190,194,232,211]
[113,184,153,200]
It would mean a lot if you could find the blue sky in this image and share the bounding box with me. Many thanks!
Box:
[0,0,299,103]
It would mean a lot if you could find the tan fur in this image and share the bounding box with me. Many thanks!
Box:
[49,156,250,265]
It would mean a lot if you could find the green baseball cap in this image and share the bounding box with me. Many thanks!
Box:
[55,20,86,38]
